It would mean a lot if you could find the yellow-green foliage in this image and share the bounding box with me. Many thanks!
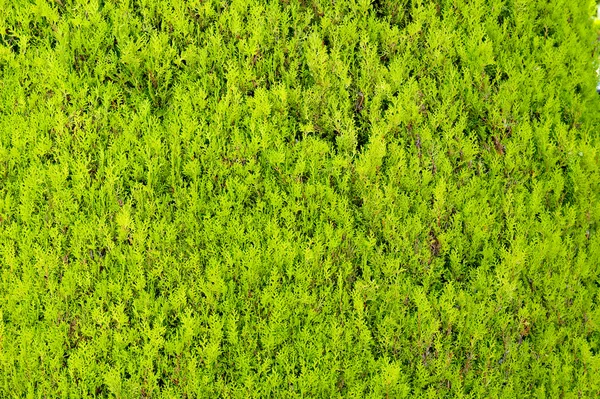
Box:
[1,0,600,397]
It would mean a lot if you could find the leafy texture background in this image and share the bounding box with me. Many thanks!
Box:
[1,0,600,397]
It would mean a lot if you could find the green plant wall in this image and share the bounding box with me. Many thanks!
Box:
[1,0,599,397]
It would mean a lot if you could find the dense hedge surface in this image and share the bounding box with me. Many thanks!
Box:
[1,0,600,397]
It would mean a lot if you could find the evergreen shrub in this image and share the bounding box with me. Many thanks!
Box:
[1,0,600,397]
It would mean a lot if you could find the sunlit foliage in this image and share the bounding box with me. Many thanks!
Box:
[1,0,600,397]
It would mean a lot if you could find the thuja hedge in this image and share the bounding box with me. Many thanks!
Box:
[1,0,600,397]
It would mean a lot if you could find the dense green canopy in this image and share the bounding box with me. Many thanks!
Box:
[1,0,599,397]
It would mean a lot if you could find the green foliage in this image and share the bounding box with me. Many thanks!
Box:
[1,0,600,397]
